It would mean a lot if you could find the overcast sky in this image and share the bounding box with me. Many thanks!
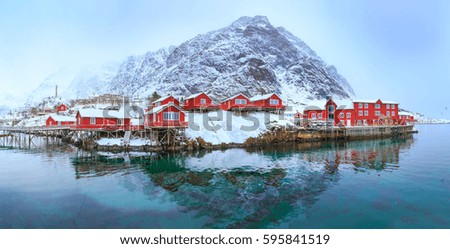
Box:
[0,0,449,118]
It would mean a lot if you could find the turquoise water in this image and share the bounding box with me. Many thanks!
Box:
[0,125,448,228]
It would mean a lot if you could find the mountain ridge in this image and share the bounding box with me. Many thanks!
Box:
[28,15,355,106]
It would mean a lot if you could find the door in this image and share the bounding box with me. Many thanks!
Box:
[347,120,351,126]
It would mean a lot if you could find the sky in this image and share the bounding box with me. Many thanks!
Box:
[0,0,449,118]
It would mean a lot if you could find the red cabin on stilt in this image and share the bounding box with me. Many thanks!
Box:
[220,93,259,111]
[75,109,131,130]
[46,115,76,126]
[145,103,187,128]
[183,92,220,112]
[249,93,285,112]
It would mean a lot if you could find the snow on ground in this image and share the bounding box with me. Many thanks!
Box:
[185,111,295,145]
[16,115,49,127]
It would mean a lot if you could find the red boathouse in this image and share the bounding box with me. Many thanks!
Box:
[249,93,285,112]
[183,92,220,112]
[46,115,76,126]
[152,95,179,108]
[56,104,69,114]
[75,109,131,130]
[144,103,187,128]
[220,93,259,111]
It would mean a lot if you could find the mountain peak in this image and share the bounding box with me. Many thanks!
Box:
[231,15,271,28]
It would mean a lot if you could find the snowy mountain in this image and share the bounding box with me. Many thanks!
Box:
[28,15,355,106]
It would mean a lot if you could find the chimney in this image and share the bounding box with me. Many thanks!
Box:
[55,85,58,97]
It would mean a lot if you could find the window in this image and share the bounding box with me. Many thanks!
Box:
[364,110,369,116]
[270,99,279,105]
[358,110,363,116]
[118,119,123,125]
[90,117,95,124]
[156,102,161,107]
[312,113,317,119]
[163,112,180,120]
[375,111,380,116]
[339,113,344,118]
[347,113,351,118]
[364,103,369,108]
[387,111,390,116]
[363,120,367,125]
[375,104,380,109]
[200,98,206,105]
[357,120,362,125]
[318,113,323,118]
[358,103,363,108]
[386,104,390,109]
[235,99,247,105]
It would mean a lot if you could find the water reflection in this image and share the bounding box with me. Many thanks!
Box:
[71,137,414,228]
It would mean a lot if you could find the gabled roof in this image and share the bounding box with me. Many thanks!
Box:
[222,93,250,102]
[48,115,76,122]
[145,103,185,115]
[77,108,131,119]
[185,92,207,100]
[152,95,173,104]
[304,106,324,111]
[249,93,281,102]
[398,111,413,116]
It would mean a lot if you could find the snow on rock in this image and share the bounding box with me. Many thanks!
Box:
[185,111,294,145]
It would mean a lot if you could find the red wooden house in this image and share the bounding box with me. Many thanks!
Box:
[249,93,285,112]
[398,112,415,125]
[303,106,325,121]
[56,104,69,114]
[220,93,259,111]
[75,109,131,130]
[353,99,399,126]
[144,103,187,128]
[152,95,179,108]
[46,115,76,126]
[183,92,220,112]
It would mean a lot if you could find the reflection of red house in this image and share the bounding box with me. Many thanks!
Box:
[145,103,187,128]
[46,115,76,126]
[220,93,259,111]
[152,95,179,108]
[183,92,220,112]
[75,109,131,130]
[249,93,285,111]
[56,104,69,114]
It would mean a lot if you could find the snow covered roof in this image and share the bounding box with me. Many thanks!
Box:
[249,93,280,101]
[223,93,250,102]
[353,99,378,103]
[48,115,76,122]
[145,103,185,114]
[185,92,206,100]
[336,99,355,110]
[152,95,172,104]
[398,111,413,116]
[78,108,131,118]
[353,99,399,105]
[304,106,323,111]
[383,101,399,105]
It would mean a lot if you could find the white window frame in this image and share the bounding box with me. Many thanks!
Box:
[387,111,390,116]
[358,103,363,108]
[386,104,391,109]
[163,112,180,121]
[358,110,363,116]
[364,110,369,116]
[235,99,247,105]
[318,113,323,119]
[200,98,207,105]
[90,117,95,124]
[312,113,317,119]
[269,99,279,105]
[364,103,369,108]
[347,113,351,118]
[375,111,380,116]
[375,104,380,109]
[339,113,344,118]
